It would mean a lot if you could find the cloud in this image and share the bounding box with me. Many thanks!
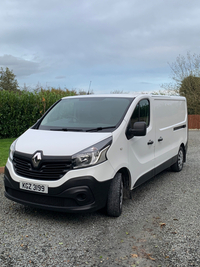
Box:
[0,55,40,77]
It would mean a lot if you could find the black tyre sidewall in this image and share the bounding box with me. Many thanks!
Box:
[107,173,123,217]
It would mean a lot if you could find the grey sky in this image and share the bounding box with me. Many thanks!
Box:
[1,0,200,93]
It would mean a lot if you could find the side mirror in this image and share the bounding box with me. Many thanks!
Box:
[126,121,147,139]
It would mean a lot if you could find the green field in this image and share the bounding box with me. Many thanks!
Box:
[0,138,16,166]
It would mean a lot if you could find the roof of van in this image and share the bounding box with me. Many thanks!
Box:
[62,94,137,99]
[62,94,185,100]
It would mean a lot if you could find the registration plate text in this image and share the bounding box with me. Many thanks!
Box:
[20,182,48,193]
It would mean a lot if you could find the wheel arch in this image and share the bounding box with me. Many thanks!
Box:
[116,167,132,199]
[180,142,186,162]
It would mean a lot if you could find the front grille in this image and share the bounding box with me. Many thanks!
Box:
[13,152,73,180]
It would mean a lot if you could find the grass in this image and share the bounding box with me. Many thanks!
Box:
[0,138,16,166]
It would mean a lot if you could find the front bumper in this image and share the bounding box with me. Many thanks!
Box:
[4,166,112,213]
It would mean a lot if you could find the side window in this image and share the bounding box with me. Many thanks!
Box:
[130,99,150,128]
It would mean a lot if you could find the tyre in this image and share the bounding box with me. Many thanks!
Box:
[171,146,184,172]
[107,173,123,217]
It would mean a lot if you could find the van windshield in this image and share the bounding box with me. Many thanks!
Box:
[38,97,134,132]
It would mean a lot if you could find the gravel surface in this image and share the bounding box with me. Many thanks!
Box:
[0,130,200,267]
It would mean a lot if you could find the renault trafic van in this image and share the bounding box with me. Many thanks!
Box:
[4,94,188,216]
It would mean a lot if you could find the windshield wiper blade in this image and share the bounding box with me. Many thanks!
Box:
[86,126,116,132]
[50,128,84,132]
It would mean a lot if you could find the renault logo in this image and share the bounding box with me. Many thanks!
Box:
[32,151,42,168]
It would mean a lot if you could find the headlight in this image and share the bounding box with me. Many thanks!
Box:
[9,139,17,161]
[72,136,112,169]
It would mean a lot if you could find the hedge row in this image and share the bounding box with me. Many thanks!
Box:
[0,89,76,138]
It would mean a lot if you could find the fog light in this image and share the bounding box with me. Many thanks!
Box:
[76,193,87,202]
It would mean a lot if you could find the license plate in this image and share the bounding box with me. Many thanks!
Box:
[19,182,48,194]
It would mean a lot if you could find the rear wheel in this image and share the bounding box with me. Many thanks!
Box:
[107,173,123,217]
[171,146,184,172]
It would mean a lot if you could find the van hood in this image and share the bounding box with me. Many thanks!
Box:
[15,129,112,156]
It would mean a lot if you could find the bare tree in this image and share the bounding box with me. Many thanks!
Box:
[169,52,200,83]
[162,52,200,113]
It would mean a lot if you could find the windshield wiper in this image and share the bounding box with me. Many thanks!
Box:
[86,126,116,132]
[50,128,84,132]
[49,126,116,132]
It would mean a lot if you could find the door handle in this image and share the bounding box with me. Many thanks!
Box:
[147,140,154,145]
[158,137,163,142]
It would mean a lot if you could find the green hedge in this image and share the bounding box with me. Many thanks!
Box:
[0,89,76,138]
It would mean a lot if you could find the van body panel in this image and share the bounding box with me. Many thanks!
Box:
[106,120,130,173]
[128,127,155,189]
[16,129,112,156]
[153,97,188,168]
[126,96,155,189]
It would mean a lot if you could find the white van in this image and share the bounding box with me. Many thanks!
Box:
[4,94,188,217]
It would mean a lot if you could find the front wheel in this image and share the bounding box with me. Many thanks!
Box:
[107,173,123,217]
[171,146,184,172]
